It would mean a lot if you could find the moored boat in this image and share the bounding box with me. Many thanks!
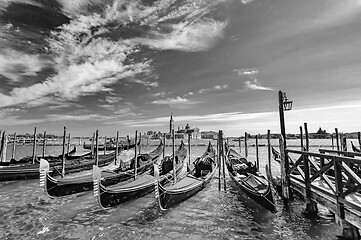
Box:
[93,141,187,209]
[0,148,88,181]
[40,141,163,197]
[154,141,217,210]
[225,144,276,212]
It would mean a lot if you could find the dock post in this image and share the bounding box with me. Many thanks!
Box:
[11,132,16,160]
[299,126,303,151]
[115,131,119,165]
[32,127,37,164]
[302,125,318,216]
[61,127,66,177]
[245,132,248,158]
[238,136,241,154]
[331,134,334,150]
[358,132,361,149]
[304,123,309,151]
[256,134,259,170]
[335,128,340,152]
[279,135,289,208]
[42,131,46,158]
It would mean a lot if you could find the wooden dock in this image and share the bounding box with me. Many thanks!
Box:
[275,143,361,239]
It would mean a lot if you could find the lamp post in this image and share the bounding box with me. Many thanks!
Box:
[278,90,293,206]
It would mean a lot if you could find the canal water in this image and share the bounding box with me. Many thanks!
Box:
[0,138,346,239]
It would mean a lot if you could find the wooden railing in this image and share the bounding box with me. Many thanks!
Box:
[285,149,361,218]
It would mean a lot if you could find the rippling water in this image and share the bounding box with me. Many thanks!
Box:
[0,139,344,239]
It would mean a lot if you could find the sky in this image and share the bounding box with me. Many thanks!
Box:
[0,0,361,137]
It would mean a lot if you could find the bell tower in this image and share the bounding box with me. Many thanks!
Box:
[169,113,174,134]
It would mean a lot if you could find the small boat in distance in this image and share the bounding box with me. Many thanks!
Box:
[154,141,217,210]
[225,143,276,212]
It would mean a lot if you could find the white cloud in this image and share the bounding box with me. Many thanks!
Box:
[198,84,229,94]
[127,79,159,87]
[243,79,274,91]
[129,19,227,52]
[234,68,259,76]
[0,49,50,82]
[151,96,198,105]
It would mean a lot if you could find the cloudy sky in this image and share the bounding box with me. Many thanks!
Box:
[0,0,361,137]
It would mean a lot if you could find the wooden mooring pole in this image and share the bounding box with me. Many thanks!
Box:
[218,130,221,191]
[172,129,176,183]
[32,127,37,164]
[188,133,191,166]
[1,132,7,163]
[163,133,166,159]
[67,133,71,156]
[134,130,138,180]
[245,132,248,158]
[238,136,241,154]
[115,131,119,165]
[255,134,259,171]
[61,127,66,177]
[95,130,99,167]
[267,130,272,179]
[42,131,46,158]
[220,130,226,191]
[304,123,309,151]
[11,132,16,160]
[104,136,107,155]
[358,132,361,149]
[138,132,142,155]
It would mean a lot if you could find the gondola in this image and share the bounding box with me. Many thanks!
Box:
[0,148,86,181]
[225,144,276,212]
[154,141,216,210]
[83,142,136,151]
[93,141,187,209]
[0,145,77,167]
[40,141,163,197]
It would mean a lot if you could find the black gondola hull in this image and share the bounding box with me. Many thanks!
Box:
[228,172,275,212]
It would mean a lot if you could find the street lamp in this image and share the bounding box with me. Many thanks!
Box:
[282,92,293,111]
[278,90,293,206]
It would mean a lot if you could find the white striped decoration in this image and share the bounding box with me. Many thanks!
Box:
[154,181,159,199]
[39,171,45,187]
[93,179,99,197]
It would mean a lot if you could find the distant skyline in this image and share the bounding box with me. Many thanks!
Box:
[1,0,361,137]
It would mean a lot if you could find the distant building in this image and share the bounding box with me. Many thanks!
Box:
[201,131,218,140]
